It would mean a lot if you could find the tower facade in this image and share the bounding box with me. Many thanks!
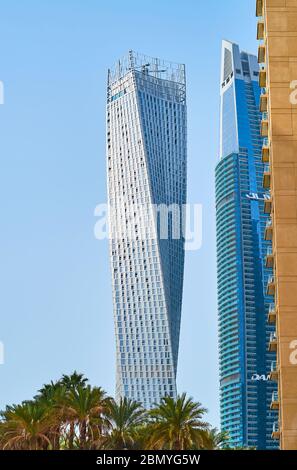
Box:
[216,40,278,449]
[107,51,187,409]
[256,0,297,449]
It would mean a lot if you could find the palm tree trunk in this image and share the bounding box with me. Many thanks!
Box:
[69,422,75,449]
[80,420,87,448]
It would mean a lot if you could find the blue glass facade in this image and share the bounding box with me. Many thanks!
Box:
[216,41,278,449]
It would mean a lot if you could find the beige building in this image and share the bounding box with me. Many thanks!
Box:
[256,0,297,450]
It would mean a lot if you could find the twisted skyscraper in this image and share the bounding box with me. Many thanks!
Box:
[107,51,187,408]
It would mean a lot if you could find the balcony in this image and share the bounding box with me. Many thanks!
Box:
[262,137,270,163]
[257,20,265,40]
[259,67,267,88]
[258,44,266,64]
[272,421,280,440]
[270,391,279,410]
[256,0,263,17]
[267,275,275,296]
[269,361,278,381]
[263,164,271,189]
[266,246,274,268]
[269,331,277,352]
[264,195,272,214]
[264,218,273,240]
[261,112,269,137]
[268,303,277,324]
[260,92,268,112]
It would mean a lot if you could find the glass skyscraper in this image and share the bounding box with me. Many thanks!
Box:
[106,51,187,409]
[216,40,278,449]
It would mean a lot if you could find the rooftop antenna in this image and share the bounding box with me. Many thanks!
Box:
[107,69,111,101]
[117,59,121,80]
[129,51,167,77]
[128,50,134,71]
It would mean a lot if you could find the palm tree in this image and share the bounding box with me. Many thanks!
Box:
[104,398,147,450]
[34,372,91,449]
[34,381,68,450]
[64,384,109,449]
[0,373,217,451]
[59,372,89,449]
[0,401,54,450]
[0,422,6,450]
[60,371,88,391]
[35,380,61,400]
[147,393,210,450]
[201,428,230,449]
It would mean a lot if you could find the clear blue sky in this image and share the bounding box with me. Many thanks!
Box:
[0,0,258,427]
